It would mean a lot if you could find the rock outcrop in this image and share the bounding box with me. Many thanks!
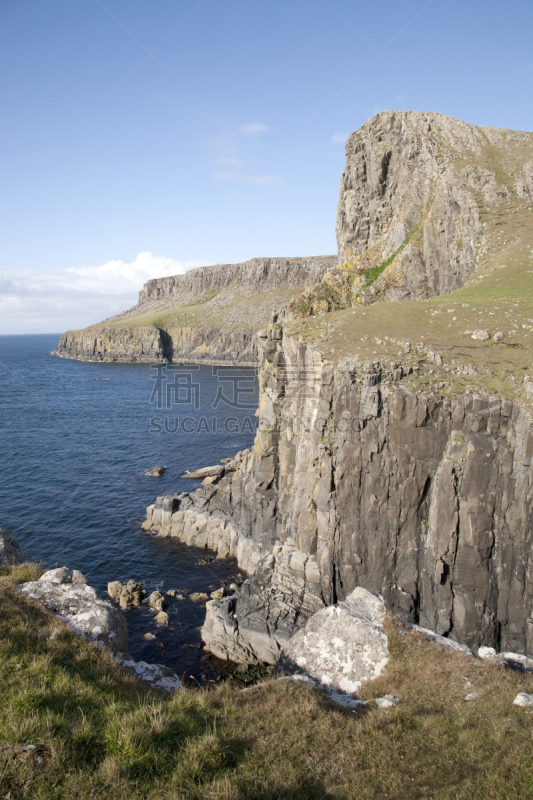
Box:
[52,256,336,364]
[289,111,533,315]
[0,528,33,566]
[19,567,129,653]
[144,329,533,661]
[115,654,182,693]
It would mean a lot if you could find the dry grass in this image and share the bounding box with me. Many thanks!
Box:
[2,566,533,799]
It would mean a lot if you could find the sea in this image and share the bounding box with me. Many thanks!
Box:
[0,334,259,684]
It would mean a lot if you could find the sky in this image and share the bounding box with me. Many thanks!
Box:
[0,0,532,334]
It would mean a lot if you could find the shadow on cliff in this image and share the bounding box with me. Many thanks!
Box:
[159,328,174,361]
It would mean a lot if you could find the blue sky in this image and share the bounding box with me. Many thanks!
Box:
[1,0,532,333]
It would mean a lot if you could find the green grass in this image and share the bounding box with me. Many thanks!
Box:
[289,196,533,403]
[3,564,533,799]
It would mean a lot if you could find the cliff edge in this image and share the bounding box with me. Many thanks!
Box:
[143,111,533,663]
[52,255,337,364]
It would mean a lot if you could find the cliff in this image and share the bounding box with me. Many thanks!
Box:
[143,131,533,661]
[52,255,337,364]
[289,110,533,315]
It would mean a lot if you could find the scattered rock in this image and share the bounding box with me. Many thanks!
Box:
[190,592,209,603]
[0,528,33,566]
[464,692,479,702]
[183,465,225,480]
[108,580,143,610]
[119,581,143,610]
[166,589,177,597]
[142,632,156,641]
[375,694,401,708]
[405,624,473,656]
[494,332,504,342]
[19,571,128,653]
[148,590,168,611]
[279,587,389,695]
[513,693,533,707]
[196,556,215,566]
[107,580,123,600]
[116,653,182,693]
[153,611,169,625]
[145,466,166,477]
[471,330,490,341]
[477,646,533,673]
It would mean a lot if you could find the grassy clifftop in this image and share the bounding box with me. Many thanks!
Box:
[3,564,533,799]
[289,194,533,403]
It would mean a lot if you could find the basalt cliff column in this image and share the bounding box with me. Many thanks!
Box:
[145,328,533,663]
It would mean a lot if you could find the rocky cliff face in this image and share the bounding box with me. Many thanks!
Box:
[136,256,337,310]
[144,329,533,662]
[53,325,258,365]
[53,256,336,364]
[289,111,533,315]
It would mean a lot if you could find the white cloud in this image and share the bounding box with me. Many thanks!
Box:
[0,252,210,335]
[214,170,281,186]
[239,122,268,134]
[332,132,349,144]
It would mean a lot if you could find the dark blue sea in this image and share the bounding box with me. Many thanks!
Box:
[0,334,258,683]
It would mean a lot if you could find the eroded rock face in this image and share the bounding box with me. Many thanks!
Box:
[279,588,389,695]
[19,569,128,653]
[0,529,32,566]
[335,110,533,301]
[145,331,533,660]
[52,256,337,364]
[201,544,324,664]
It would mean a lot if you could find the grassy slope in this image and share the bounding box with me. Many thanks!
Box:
[82,284,308,335]
[288,197,533,403]
[3,565,533,800]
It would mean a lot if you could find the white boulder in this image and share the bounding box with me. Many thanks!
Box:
[18,568,128,653]
[279,587,389,696]
[513,693,533,707]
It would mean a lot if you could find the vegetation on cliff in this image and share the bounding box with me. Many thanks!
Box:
[289,193,533,404]
[2,564,533,799]
[7,404,532,792]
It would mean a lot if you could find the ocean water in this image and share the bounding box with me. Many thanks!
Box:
[0,334,258,683]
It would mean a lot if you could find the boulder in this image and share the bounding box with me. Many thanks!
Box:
[375,694,401,708]
[116,654,182,693]
[471,330,490,341]
[145,466,166,477]
[183,465,225,480]
[18,570,128,653]
[41,567,87,585]
[190,592,209,603]
[153,611,169,625]
[108,580,143,609]
[0,528,32,566]
[107,580,124,600]
[119,581,143,610]
[514,693,533,707]
[148,590,167,611]
[279,587,389,695]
